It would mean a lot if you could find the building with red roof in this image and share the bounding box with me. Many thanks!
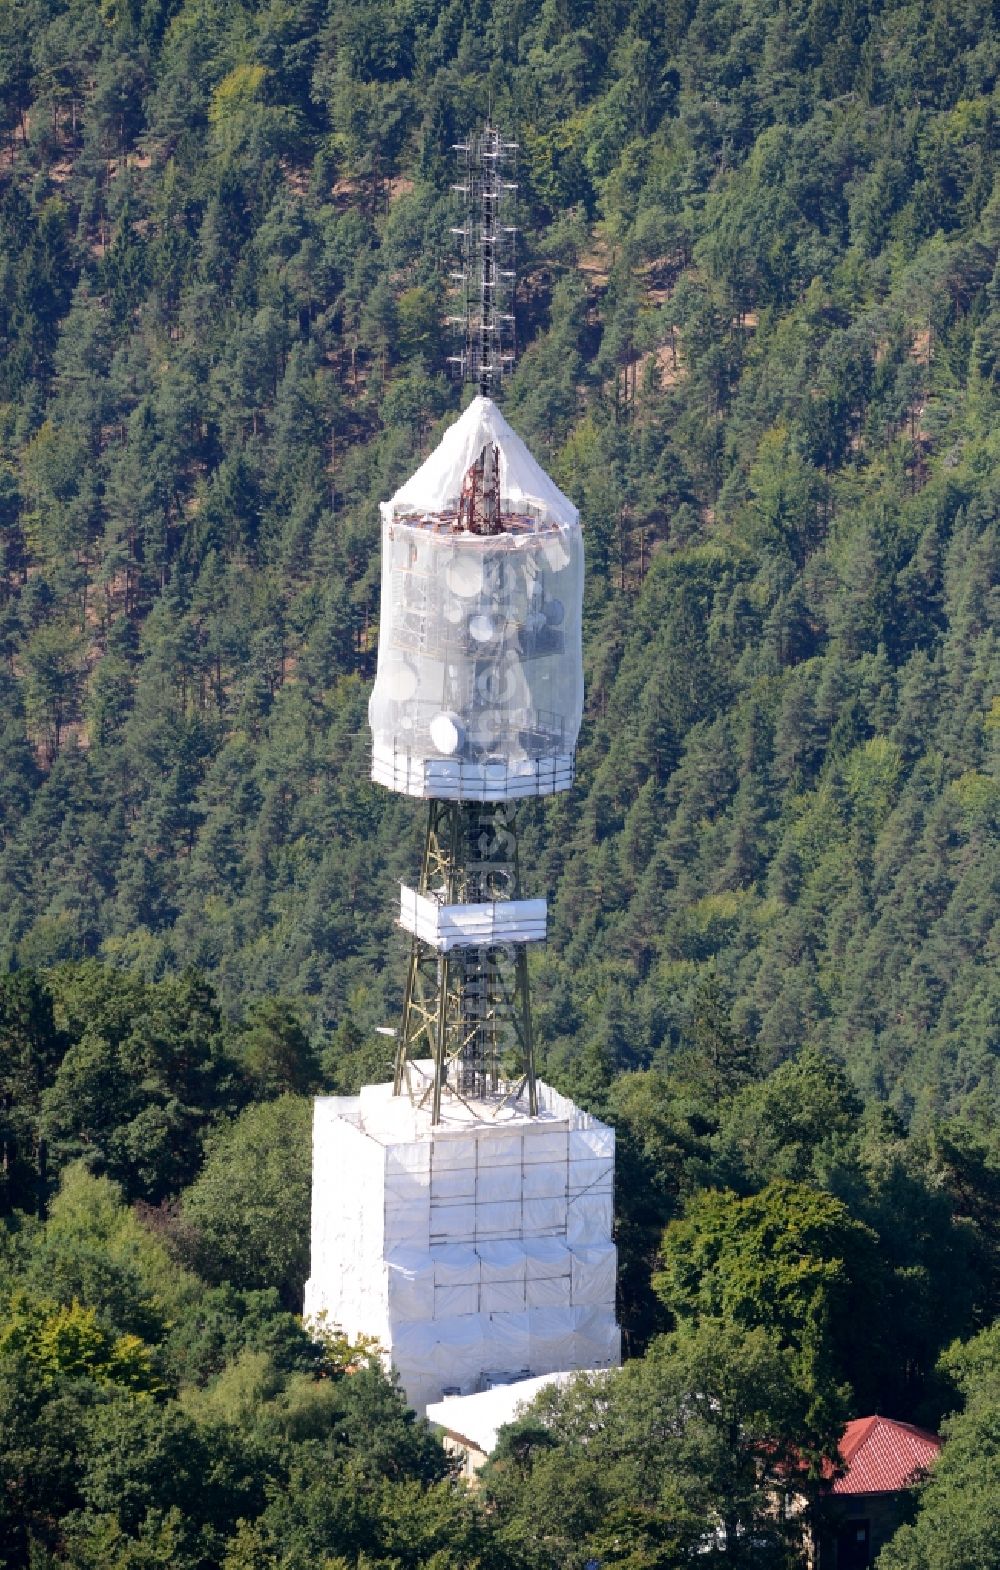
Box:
[813,1415,942,1568]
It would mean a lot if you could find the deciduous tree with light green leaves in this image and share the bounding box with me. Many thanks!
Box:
[654,1178,879,1429]
[483,1320,841,1569]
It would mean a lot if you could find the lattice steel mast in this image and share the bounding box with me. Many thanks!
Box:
[369,121,581,1125]
[394,798,538,1123]
[448,124,518,397]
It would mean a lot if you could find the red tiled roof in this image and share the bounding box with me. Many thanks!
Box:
[830,1415,941,1495]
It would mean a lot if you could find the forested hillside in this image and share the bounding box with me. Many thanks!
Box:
[0,0,997,1129]
[1,0,999,1564]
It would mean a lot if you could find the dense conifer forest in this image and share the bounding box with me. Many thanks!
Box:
[0,0,998,1563]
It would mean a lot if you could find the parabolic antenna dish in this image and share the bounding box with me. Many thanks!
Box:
[446,555,484,598]
[469,613,495,643]
[477,664,517,704]
[430,711,464,755]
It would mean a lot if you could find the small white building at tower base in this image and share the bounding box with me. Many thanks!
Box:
[304,1073,620,1414]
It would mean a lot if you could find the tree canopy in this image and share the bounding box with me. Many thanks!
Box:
[0,0,997,1563]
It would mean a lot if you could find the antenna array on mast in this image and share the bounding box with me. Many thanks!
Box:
[448,124,518,396]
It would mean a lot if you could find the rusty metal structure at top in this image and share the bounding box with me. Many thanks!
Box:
[448,123,518,399]
[457,441,502,535]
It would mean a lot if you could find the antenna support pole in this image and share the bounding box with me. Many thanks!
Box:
[447,123,518,396]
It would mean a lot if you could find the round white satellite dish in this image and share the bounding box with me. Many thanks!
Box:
[430,711,463,755]
[477,664,517,704]
[469,613,495,643]
[446,555,483,598]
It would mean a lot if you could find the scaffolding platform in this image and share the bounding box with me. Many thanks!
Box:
[399,886,547,950]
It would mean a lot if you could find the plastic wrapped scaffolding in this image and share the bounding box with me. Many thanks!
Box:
[369,398,584,801]
[303,1076,621,1412]
[398,886,547,950]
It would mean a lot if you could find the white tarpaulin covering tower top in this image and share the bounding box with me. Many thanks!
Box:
[304,1074,620,1414]
[369,396,584,801]
[380,396,579,530]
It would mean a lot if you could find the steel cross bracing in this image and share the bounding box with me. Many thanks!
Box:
[394,799,539,1123]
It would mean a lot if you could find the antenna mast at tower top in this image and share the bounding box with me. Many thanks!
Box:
[448,124,518,397]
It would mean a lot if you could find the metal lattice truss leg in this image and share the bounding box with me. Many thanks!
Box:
[394,800,538,1122]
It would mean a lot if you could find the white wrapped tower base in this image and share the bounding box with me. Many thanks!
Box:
[304,1075,620,1413]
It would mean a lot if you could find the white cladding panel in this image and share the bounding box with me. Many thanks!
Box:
[304,1082,620,1411]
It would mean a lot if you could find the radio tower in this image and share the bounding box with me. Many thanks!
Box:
[384,122,550,1123]
[304,119,619,1414]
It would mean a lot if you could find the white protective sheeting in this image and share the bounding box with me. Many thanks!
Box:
[369,400,583,804]
[369,517,583,800]
[522,1237,571,1279]
[487,1310,530,1374]
[394,1314,487,1396]
[427,1370,601,1455]
[305,1080,620,1412]
[572,1305,623,1367]
[567,1191,615,1243]
[478,1239,527,1313]
[522,1127,569,1163]
[371,743,575,801]
[381,397,579,530]
[477,1162,521,1203]
[428,1165,474,1201]
[570,1242,618,1306]
[430,1204,477,1243]
[523,1241,571,1308]
[303,1100,390,1340]
[522,1195,568,1234]
[434,1244,481,1284]
[386,1249,435,1321]
[476,1200,525,1238]
[526,1274,571,1308]
[436,1282,480,1316]
[430,1258,476,1319]
[530,1307,577,1373]
[478,1132,523,1166]
[383,1205,430,1251]
[399,886,547,950]
[523,1160,567,1198]
[477,1240,526,1279]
